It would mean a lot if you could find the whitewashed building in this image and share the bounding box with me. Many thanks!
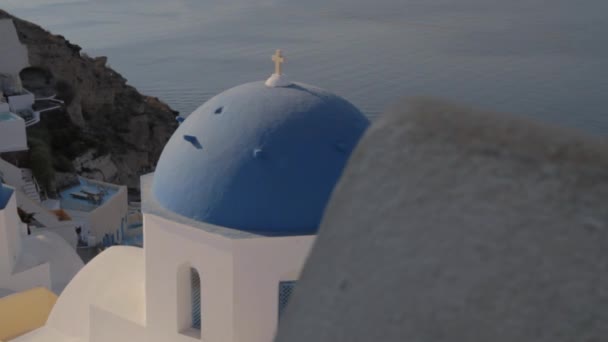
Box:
[0,183,84,294]
[0,110,27,153]
[56,177,128,247]
[0,18,62,128]
[0,17,126,252]
[13,52,370,342]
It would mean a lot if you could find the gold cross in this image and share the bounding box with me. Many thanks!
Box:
[272,49,285,75]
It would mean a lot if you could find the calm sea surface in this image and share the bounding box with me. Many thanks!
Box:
[4,0,608,135]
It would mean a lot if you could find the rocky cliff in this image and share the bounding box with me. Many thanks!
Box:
[0,10,178,193]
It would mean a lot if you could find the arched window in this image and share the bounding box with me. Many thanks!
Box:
[177,264,201,337]
[191,268,201,330]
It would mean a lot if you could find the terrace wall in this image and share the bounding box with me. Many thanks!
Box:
[0,113,27,153]
[85,178,128,244]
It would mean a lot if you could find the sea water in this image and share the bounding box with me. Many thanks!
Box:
[4,0,608,135]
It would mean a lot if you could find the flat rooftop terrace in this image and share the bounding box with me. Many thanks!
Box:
[59,178,119,212]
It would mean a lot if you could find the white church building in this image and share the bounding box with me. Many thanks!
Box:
[14,51,370,342]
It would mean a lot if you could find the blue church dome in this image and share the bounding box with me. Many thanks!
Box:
[152,80,369,235]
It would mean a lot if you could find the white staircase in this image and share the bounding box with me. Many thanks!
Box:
[19,110,40,127]
[20,168,42,203]
[0,158,43,203]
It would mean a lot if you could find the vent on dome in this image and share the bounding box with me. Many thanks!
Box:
[183,135,202,149]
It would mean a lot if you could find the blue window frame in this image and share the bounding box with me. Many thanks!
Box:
[278,281,296,318]
[191,268,201,329]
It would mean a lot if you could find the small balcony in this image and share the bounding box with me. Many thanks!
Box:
[3,88,63,127]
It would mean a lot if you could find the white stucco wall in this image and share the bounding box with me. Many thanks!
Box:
[10,207,315,342]
[0,187,53,293]
[0,187,23,275]
[144,213,234,342]
[144,212,314,342]
[0,262,51,293]
[233,235,315,342]
[8,92,35,112]
[84,178,128,243]
[32,223,79,249]
[0,112,27,153]
[44,246,144,339]
[0,157,26,188]
[0,19,29,76]
[89,307,147,342]
[0,185,82,294]
[17,231,84,293]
